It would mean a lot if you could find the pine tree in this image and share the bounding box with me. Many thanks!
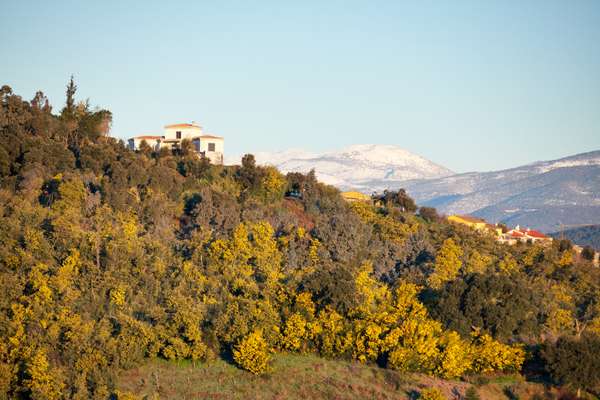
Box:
[63,75,77,118]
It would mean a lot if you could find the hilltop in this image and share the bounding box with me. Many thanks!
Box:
[248,145,600,232]
[2,83,600,399]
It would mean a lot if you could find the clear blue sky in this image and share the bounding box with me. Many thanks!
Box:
[2,0,599,172]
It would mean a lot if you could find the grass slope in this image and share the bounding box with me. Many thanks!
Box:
[116,354,548,400]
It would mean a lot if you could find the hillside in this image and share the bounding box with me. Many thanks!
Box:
[549,225,600,250]
[116,354,548,400]
[241,146,600,232]
[229,144,454,190]
[404,151,600,232]
[2,83,600,399]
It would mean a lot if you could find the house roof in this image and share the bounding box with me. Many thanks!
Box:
[198,134,223,140]
[132,135,163,140]
[164,123,202,129]
[525,229,548,239]
[341,191,371,202]
[450,215,485,224]
[507,228,550,239]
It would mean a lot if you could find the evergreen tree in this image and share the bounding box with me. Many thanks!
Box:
[62,74,77,118]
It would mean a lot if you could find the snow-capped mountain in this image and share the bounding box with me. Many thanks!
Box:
[229,146,600,232]
[402,150,600,232]
[228,144,453,190]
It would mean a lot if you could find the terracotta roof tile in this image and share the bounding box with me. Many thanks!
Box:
[164,123,202,129]
[198,134,223,139]
[132,135,162,139]
[525,230,548,239]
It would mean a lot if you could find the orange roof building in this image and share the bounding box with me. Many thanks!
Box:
[500,226,553,245]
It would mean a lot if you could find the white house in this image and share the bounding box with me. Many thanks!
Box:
[127,135,163,152]
[128,122,224,165]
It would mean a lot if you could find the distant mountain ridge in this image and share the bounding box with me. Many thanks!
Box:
[230,146,600,233]
[403,150,600,232]
[548,225,600,251]
[229,144,454,189]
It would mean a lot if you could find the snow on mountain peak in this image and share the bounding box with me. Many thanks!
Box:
[228,144,454,191]
[327,144,419,164]
[534,151,600,173]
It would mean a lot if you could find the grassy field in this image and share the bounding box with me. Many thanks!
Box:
[115,354,558,400]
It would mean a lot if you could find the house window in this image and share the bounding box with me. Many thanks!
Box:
[193,139,200,152]
[176,131,181,139]
[208,143,216,152]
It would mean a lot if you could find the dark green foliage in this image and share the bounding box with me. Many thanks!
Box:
[556,239,573,252]
[238,153,261,194]
[62,75,77,118]
[373,189,417,213]
[301,263,360,313]
[542,334,600,394]
[418,206,439,222]
[581,246,595,261]
[383,229,434,285]
[1,82,600,398]
[549,225,600,251]
[464,386,480,400]
[428,273,541,340]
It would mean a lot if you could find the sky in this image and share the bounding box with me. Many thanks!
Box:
[1,0,599,173]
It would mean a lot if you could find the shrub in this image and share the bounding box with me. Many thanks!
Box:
[233,330,271,375]
[581,246,595,261]
[280,313,307,352]
[420,387,446,400]
[464,386,480,400]
[418,207,439,222]
[470,331,525,373]
[542,334,600,395]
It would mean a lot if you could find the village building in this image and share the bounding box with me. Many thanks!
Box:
[498,226,553,245]
[128,122,224,165]
[341,191,372,203]
[447,215,503,236]
[447,215,555,246]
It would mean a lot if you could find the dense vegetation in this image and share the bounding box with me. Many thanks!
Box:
[550,225,600,252]
[1,81,600,399]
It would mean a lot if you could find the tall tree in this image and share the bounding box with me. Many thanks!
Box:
[63,75,77,118]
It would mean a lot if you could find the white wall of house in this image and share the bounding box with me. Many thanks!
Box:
[128,123,224,165]
[192,136,224,164]
[164,124,202,140]
[128,137,162,151]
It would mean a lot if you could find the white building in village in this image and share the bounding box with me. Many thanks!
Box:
[128,122,224,165]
